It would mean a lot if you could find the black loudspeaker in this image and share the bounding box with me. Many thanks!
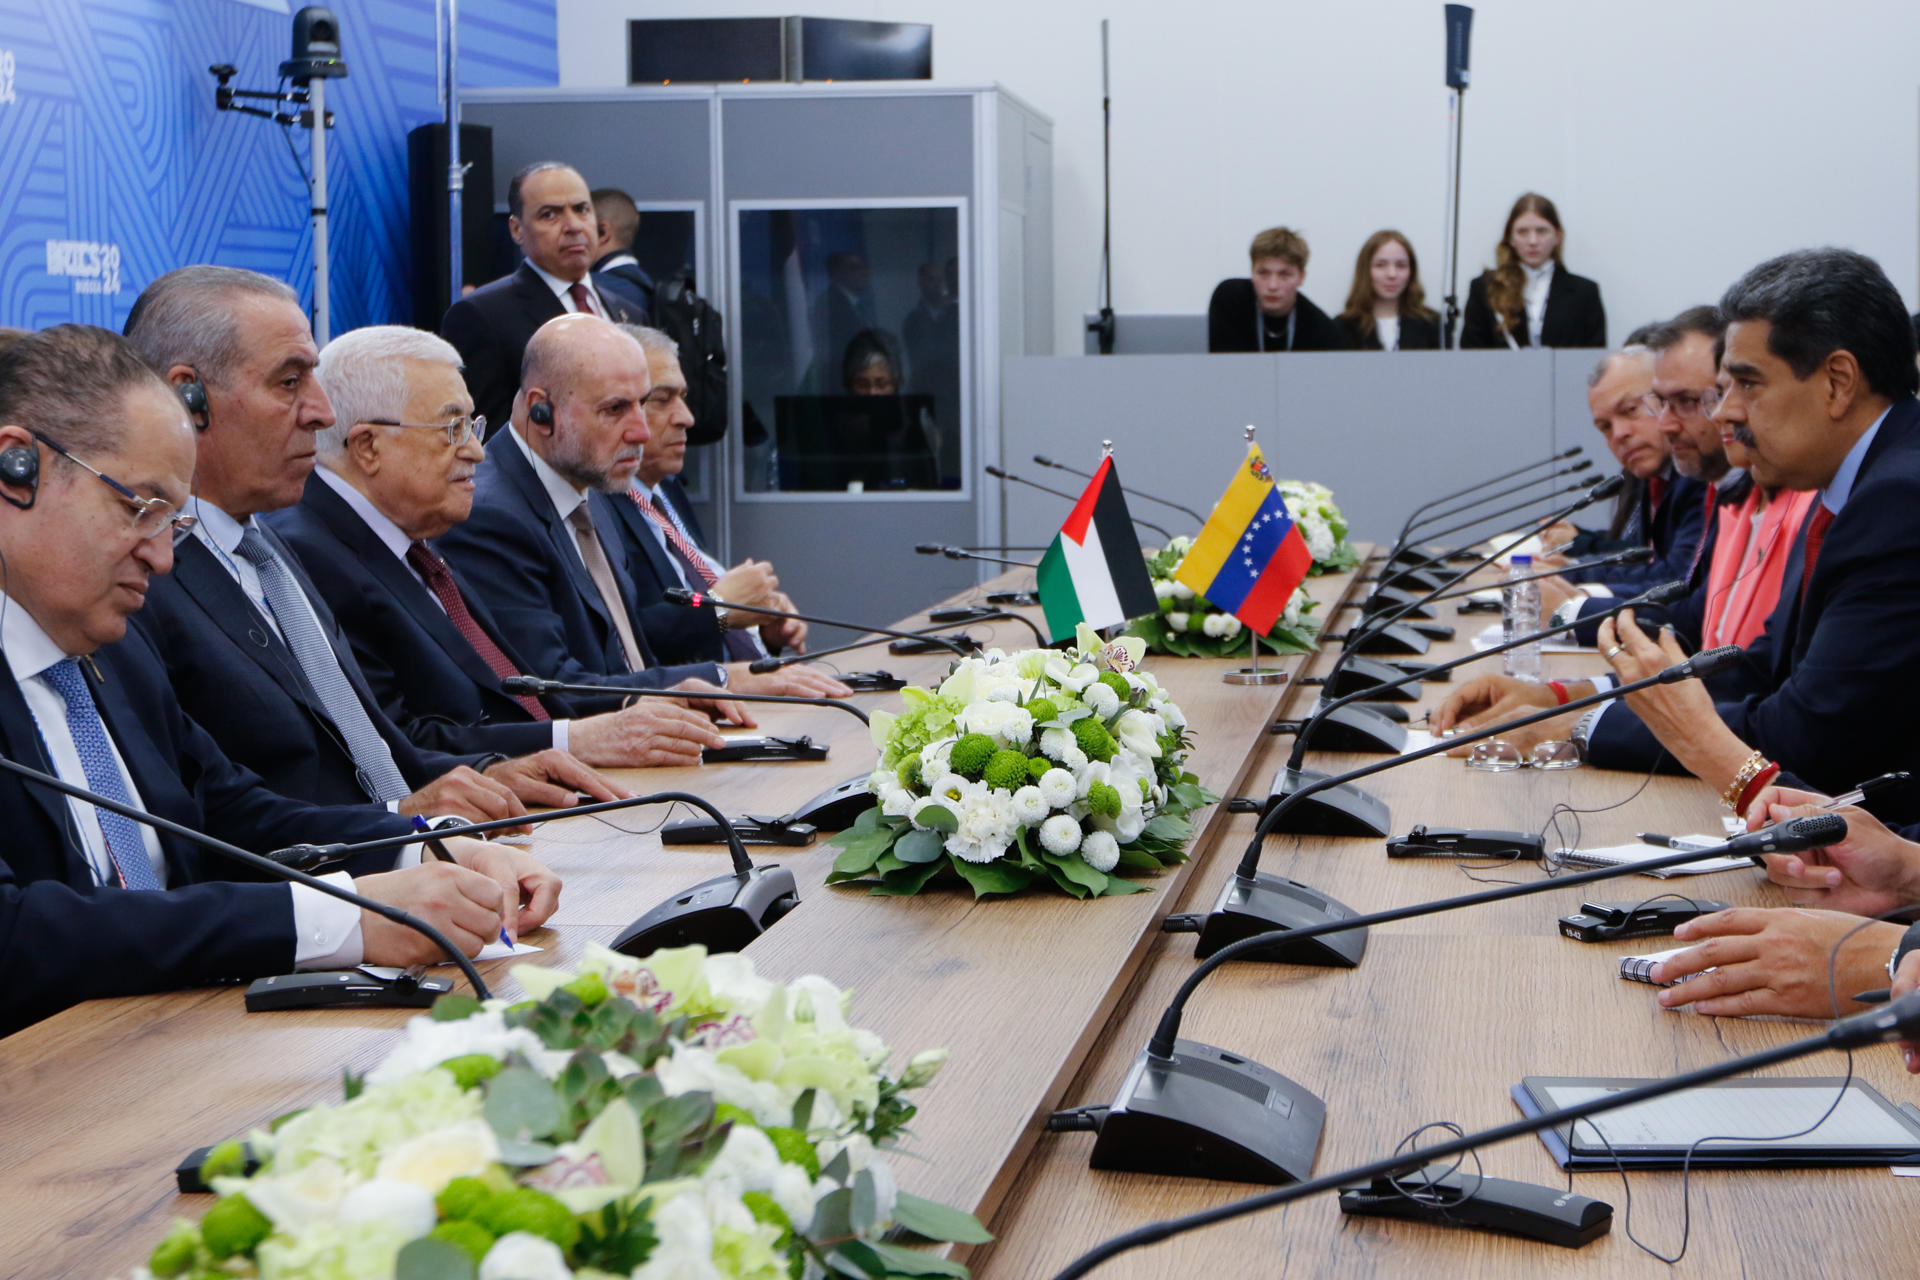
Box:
[409,122,496,328]
[1444,4,1474,90]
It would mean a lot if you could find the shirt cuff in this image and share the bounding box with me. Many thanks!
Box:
[290,872,365,969]
[552,719,570,752]
[1579,584,1615,599]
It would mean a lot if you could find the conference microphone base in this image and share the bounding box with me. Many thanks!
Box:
[1195,870,1370,966]
[1290,699,1408,754]
[1264,766,1392,837]
[1326,655,1423,702]
[1360,586,1438,621]
[1087,1038,1327,1184]
[783,774,876,831]
[609,866,800,958]
[1374,565,1462,596]
[1346,621,1432,657]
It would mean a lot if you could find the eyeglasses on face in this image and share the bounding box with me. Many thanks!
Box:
[1641,390,1712,419]
[31,430,198,544]
[363,414,486,448]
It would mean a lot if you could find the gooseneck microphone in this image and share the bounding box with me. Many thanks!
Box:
[1063,814,1844,1189]
[270,790,800,960]
[1386,459,1595,575]
[1203,644,1743,965]
[1054,977,1917,1277]
[1378,473,1613,590]
[1390,445,1583,548]
[501,674,872,725]
[916,542,1037,570]
[986,464,1174,542]
[1275,578,1689,836]
[1032,454,1207,526]
[661,588,973,658]
[0,753,493,999]
[1419,544,1653,604]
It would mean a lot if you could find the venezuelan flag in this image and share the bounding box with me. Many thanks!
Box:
[1173,445,1313,634]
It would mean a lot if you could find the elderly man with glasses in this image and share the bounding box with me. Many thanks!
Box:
[270,325,738,768]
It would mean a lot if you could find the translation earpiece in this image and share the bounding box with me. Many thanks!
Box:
[0,439,39,511]
[176,370,209,430]
[528,397,554,428]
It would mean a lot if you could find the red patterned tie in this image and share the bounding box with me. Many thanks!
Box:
[567,281,601,318]
[407,542,550,721]
[629,490,719,587]
[1798,504,1835,603]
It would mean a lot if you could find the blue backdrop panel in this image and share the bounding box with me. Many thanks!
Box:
[0,0,556,332]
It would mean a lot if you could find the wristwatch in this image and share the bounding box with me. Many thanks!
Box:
[713,604,733,630]
[1887,921,1920,984]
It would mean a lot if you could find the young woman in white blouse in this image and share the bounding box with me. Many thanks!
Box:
[1337,230,1440,350]
[1459,193,1606,349]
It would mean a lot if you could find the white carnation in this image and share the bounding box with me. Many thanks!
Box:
[956,700,1034,747]
[1011,785,1049,825]
[1298,512,1336,562]
[946,788,1018,863]
[481,1233,573,1280]
[1039,727,1076,761]
[1168,580,1196,602]
[1201,613,1227,638]
[1039,814,1083,855]
[1153,579,1177,600]
[1081,830,1120,872]
[1084,683,1121,718]
[338,1179,436,1240]
[881,786,916,818]
[1166,611,1190,633]
[1218,614,1243,639]
[1283,590,1306,627]
[1038,768,1078,808]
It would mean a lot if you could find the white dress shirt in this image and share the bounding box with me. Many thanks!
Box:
[1522,261,1555,346]
[1377,315,1400,352]
[314,466,570,750]
[526,260,606,319]
[1,591,364,966]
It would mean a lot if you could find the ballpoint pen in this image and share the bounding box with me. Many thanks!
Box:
[414,814,515,950]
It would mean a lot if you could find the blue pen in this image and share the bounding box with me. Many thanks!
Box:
[413,815,513,950]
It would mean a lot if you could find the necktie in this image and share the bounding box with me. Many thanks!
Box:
[567,281,601,318]
[407,542,550,722]
[232,528,412,802]
[1684,484,1720,582]
[1799,504,1835,602]
[629,491,764,660]
[566,505,646,671]
[41,658,160,890]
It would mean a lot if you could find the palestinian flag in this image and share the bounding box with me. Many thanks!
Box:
[1035,456,1159,642]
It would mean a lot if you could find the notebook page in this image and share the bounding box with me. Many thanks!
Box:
[1541,1082,1907,1150]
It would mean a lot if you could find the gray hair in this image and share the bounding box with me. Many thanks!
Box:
[1587,346,1654,389]
[1720,248,1919,400]
[617,323,679,363]
[0,325,175,459]
[313,326,464,460]
[123,265,299,387]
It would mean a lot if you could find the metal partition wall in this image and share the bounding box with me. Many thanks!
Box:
[456,85,1053,641]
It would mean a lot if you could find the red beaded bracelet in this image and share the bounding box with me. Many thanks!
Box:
[1734,762,1782,819]
[1546,680,1570,706]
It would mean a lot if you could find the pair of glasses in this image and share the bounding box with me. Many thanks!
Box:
[31,430,197,543]
[1641,390,1711,419]
[1700,385,1730,418]
[1466,739,1582,772]
[364,414,485,448]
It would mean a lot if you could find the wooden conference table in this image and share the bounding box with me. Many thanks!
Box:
[2,557,1913,1278]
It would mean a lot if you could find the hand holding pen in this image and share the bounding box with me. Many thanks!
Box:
[1726,774,1919,918]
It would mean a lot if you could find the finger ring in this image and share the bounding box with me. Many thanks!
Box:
[1605,645,1624,659]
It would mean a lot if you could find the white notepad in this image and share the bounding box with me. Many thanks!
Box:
[1556,837,1752,878]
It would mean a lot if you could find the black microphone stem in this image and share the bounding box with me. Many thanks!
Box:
[1416,547,1649,604]
[943,548,1038,569]
[663,589,971,659]
[1393,446,1582,545]
[1247,646,1738,882]
[511,677,870,725]
[0,753,492,1000]
[1402,461,1591,540]
[1287,578,1683,770]
[1052,993,1913,1280]
[987,466,1173,542]
[1032,455,1208,526]
[276,790,755,879]
[1391,479,1599,573]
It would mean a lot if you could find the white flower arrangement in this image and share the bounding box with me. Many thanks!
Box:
[827,624,1217,899]
[1130,534,1323,659]
[126,945,987,1280]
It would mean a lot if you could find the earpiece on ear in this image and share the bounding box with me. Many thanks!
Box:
[528,398,554,428]
[0,441,39,511]
[176,372,209,430]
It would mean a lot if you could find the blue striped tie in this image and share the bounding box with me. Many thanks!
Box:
[42,658,161,890]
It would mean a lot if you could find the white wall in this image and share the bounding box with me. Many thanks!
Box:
[556,0,1920,357]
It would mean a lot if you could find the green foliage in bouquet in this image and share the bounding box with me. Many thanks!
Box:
[826,627,1219,900]
[1278,478,1361,576]
[132,945,985,1280]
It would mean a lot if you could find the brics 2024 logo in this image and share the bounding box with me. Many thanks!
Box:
[0,48,17,105]
[46,241,122,296]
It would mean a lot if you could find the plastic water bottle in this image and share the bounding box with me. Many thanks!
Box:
[1502,555,1543,682]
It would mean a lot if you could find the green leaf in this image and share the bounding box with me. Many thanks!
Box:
[1115,845,1165,872]
[395,1237,477,1280]
[860,1240,972,1277]
[792,1088,816,1134]
[914,804,958,833]
[811,1186,854,1240]
[947,858,1035,898]
[494,1138,558,1166]
[483,1067,564,1143]
[891,1192,994,1244]
[429,994,484,1023]
[340,1069,365,1101]
[1037,855,1096,898]
[1096,875,1152,896]
[828,822,898,875]
[893,828,945,864]
[870,859,946,896]
[850,1168,879,1234]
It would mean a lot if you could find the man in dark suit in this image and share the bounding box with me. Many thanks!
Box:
[605,325,802,666]
[590,187,653,321]
[438,315,848,704]
[1435,249,1920,825]
[124,266,621,823]
[272,324,729,767]
[441,162,644,435]
[0,324,555,1036]
[1207,227,1350,354]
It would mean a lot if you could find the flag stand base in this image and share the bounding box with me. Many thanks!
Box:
[1224,669,1288,686]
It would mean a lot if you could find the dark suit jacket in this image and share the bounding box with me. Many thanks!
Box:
[1337,311,1442,351]
[439,262,643,436]
[0,625,410,1036]
[132,530,488,807]
[591,253,654,322]
[1565,469,1707,593]
[268,475,572,758]
[1587,397,1920,822]
[603,486,732,666]
[1459,267,1606,349]
[436,432,725,697]
[1206,281,1351,353]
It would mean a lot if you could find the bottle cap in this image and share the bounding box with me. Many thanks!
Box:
[1511,554,1533,567]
